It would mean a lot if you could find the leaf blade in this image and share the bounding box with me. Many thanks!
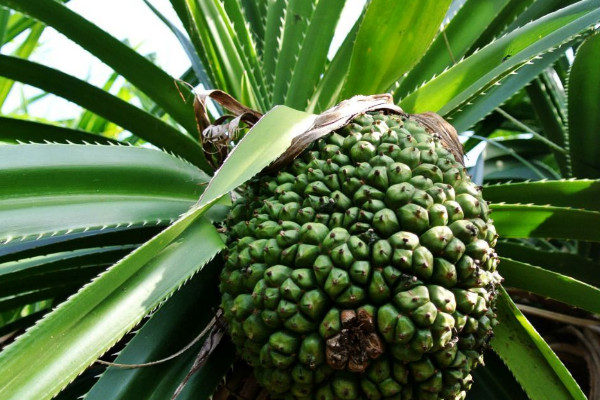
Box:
[0,55,208,169]
[0,144,208,245]
[499,257,600,314]
[342,0,451,98]
[86,261,233,400]
[491,287,586,400]
[484,179,600,210]
[400,0,600,115]
[495,241,600,287]
[0,217,225,400]
[0,0,198,133]
[491,203,600,242]
[568,32,600,178]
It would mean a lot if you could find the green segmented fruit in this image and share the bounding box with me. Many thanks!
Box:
[221,111,502,399]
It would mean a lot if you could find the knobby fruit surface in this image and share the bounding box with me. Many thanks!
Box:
[220,111,502,400]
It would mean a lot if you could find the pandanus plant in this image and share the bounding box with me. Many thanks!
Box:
[0,0,599,399]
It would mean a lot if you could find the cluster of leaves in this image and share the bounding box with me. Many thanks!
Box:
[0,0,599,399]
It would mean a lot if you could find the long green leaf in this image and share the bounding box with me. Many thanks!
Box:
[500,257,600,313]
[180,0,262,110]
[525,76,570,175]
[491,203,600,241]
[86,262,233,400]
[394,0,513,101]
[0,144,208,199]
[262,0,285,95]
[505,0,580,36]
[239,0,266,56]
[0,226,161,263]
[342,0,451,98]
[222,0,267,102]
[0,117,119,144]
[495,241,600,287]
[0,55,209,169]
[449,43,568,132]
[491,287,586,400]
[464,0,534,56]
[142,0,213,90]
[169,0,220,91]
[1,197,190,246]
[284,0,345,109]
[0,217,224,400]
[400,0,600,115]
[0,0,198,134]
[568,32,600,178]
[0,144,207,245]
[74,71,120,133]
[484,179,600,210]
[271,0,316,106]
[307,9,364,113]
[0,21,43,105]
[0,246,135,296]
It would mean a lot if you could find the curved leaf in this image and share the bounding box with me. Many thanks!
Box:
[0,226,162,263]
[491,287,586,400]
[0,55,208,169]
[499,257,600,314]
[342,0,451,98]
[0,117,119,145]
[568,32,600,178]
[0,0,198,134]
[0,246,135,296]
[0,21,44,105]
[495,241,600,287]
[0,217,225,400]
[0,144,207,247]
[2,197,189,244]
[484,179,600,210]
[491,203,600,242]
[142,0,212,90]
[449,42,569,132]
[0,144,208,200]
[86,262,234,400]
[394,0,513,101]
[400,0,600,115]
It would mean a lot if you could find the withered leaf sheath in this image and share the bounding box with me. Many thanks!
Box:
[220,109,502,400]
